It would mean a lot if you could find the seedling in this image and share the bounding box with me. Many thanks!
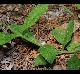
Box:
[0,4,80,70]
[0,4,48,46]
[34,20,80,70]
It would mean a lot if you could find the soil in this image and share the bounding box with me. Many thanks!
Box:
[0,4,80,70]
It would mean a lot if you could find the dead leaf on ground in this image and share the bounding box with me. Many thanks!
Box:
[72,31,80,43]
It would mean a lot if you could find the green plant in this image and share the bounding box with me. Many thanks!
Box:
[0,4,80,70]
[76,4,80,9]
[0,4,48,46]
[67,54,80,70]
[34,20,80,70]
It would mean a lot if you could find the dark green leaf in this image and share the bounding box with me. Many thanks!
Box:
[67,54,80,70]
[34,54,47,66]
[39,45,57,64]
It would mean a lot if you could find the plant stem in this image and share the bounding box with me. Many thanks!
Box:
[57,50,80,55]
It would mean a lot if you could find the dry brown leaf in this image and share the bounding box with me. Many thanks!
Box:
[46,18,60,28]
[16,45,30,56]
[29,50,38,58]
[72,31,80,43]
[74,20,80,32]
[58,20,80,32]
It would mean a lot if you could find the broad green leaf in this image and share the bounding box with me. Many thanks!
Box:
[76,4,80,9]
[76,45,80,51]
[9,25,25,36]
[52,20,74,47]
[64,20,74,45]
[22,31,40,46]
[67,42,80,52]
[9,4,48,36]
[34,54,47,66]
[0,4,48,46]
[38,45,57,64]
[52,28,66,44]
[67,54,80,70]
[23,4,48,30]
[0,32,16,45]
[9,25,40,46]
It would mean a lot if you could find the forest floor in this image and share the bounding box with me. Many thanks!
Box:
[0,4,80,70]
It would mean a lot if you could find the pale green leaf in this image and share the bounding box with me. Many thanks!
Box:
[23,4,48,30]
[38,45,57,64]
[9,25,25,36]
[67,54,80,70]
[22,31,40,46]
[52,28,66,44]
[76,4,80,9]
[64,20,74,45]
[52,20,74,47]
[67,42,80,52]
[76,45,80,51]
[0,32,16,45]
[0,4,48,46]
[9,4,48,36]
[9,25,40,46]
[34,54,47,66]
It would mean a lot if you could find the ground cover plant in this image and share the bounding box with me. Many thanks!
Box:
[0,4,80,70]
